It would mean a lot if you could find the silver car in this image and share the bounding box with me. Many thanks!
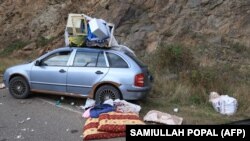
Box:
[3,47,152,103]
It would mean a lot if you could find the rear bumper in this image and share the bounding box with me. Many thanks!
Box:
[120,85,151,100]
[127,87,151,92]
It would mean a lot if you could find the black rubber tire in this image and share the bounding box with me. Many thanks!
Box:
[95,85,121,104]
[9,76,30,99]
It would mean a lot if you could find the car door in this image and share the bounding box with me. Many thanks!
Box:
[67,50,109,95]
[30,50,72,92]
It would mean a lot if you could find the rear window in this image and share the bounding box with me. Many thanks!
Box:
[125,52,146,67]
[106,52,128,68]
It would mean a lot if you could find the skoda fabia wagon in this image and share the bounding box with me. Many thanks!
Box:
[3,47,152,103]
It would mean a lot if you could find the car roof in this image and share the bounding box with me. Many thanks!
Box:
[55,46,134,54]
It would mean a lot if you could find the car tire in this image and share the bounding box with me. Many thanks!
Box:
[9,76,30,99]
[95,85,121,104]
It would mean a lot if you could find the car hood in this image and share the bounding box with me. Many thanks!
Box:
[6,62,33,72]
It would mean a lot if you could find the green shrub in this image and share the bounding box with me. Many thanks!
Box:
[231,42,247,53]
[36,36,55,48]
[150,44,194,74]
[0,40,29,56]
[190,68,216,90]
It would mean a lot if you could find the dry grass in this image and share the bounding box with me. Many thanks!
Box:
[0,57,26,74]
[139,43,250,124]
[140,81,250,124]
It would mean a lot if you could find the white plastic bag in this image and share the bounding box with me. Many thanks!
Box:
[219,95,238,115]
[82,98,95,110]
[103,99,114,106]
[210,95,237,115]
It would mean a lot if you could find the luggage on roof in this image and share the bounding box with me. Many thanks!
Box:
[64,13,134,55]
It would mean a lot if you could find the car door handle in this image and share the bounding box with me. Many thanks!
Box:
[95,71,103,74]
[59,69,66,73]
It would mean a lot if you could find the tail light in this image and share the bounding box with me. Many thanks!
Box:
[134,73,144,87]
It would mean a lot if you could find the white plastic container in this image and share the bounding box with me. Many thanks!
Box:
[89,18,110,40]
[66,14,87,35]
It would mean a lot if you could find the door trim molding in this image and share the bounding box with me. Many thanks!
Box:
[30,81,66,86]
[31,89,89,98]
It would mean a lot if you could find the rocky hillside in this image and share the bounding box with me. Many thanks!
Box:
[0,0,249,56]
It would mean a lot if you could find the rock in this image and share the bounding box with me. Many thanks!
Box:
[209,0,224,10]
[18,120,25,124]
[143,0,156,9]
[201,0,209,5]
[21,128,27,131]
[187,0,201,8]
[146,41,158,53]
[22,42,35,51]
[99,0,110,9]
[16,134,24,139]
[0,0,248,60]
[207,35,222,45]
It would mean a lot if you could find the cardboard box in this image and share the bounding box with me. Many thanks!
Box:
[88,18,110,40]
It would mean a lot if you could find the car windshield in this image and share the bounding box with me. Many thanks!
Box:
[125,52,146,67]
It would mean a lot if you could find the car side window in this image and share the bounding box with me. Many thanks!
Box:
[73,51,104,67]
[106,52,128,68]
[41,51,71,66]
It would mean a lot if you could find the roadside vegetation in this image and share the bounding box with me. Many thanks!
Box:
[0,40,29,75]
[0,36,56,75]
[140,43,250,124]
[0,40,29,56]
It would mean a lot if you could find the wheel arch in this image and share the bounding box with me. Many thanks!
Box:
[88,81,123,99]
[9,73,29,84]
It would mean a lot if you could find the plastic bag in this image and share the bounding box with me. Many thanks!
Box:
[210,95,238,115]
[82,98,96,110]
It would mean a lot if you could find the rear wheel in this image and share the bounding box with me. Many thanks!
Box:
[9,76,30,99]
[95,85,121,104]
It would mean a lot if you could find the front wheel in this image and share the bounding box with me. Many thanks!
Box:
[9,76,30,99]
[95,85,121,104]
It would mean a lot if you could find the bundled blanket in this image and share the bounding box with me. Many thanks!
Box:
[83,112,144,140]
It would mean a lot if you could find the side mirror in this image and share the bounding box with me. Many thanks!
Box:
[35,60,41,66]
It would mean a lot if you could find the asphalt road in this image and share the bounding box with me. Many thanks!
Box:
[0,89,125,141]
